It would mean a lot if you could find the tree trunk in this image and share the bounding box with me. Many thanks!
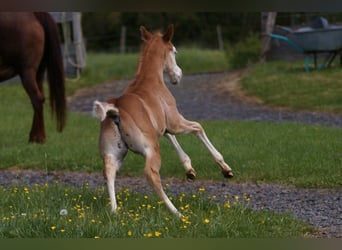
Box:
[260,12,277,63]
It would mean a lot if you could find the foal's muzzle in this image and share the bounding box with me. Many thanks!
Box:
[169,66,182,85]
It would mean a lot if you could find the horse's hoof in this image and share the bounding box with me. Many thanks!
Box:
[186,170,196,181]
[29,136,46,144]
[222,170,233,178]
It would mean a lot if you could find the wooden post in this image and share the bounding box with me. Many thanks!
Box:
[216,25,224,50]
[260,12,277,63]
[120,26,126,54]
[50,12,86,77]
[72,12,86,71]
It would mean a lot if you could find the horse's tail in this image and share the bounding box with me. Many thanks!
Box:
[34,12,66,132]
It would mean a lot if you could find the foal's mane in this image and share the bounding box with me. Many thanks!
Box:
[135,29,164,77]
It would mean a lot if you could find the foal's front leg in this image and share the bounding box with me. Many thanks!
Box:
[164,133,196,180]
[172,118,233,178]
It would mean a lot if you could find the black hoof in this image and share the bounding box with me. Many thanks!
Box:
[186,171,196,181]
[222,170,234,178]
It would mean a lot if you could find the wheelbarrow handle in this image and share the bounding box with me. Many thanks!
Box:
[276,25,293,33]
[269,33,304,53]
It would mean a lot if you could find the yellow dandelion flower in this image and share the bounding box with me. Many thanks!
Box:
[203,218,210,224]
[147,232,153,238]
[181,216,191,225]
[198,187,205,192]
[60,229,65,233]
[154,231,162,237]
[51,226,57,230]
[94,236,100,239]
[224,201,231,209]
[127,230,133,236]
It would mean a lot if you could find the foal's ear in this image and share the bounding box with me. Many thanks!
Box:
[163,24,174,42]
[140,26,152,41]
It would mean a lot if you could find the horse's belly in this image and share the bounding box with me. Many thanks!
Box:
[0,63,16,81]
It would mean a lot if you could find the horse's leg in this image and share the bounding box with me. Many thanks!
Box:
[144,148,183,218]
[164,133,196,180]
[171,117,233,178]
[103,154,121,213]
[97,116,128,213]
[20,69,46,143]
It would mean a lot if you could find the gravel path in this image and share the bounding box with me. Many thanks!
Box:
[68,71,342,127]
[2,71,341,238]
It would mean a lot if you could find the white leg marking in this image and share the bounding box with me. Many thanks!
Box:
[104,154,118,213]
[164,133,195,175]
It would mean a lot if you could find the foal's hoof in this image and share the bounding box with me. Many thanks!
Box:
[186,169,196,181]
[222,170,234,178]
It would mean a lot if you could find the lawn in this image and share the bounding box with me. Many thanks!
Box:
[241,61,342,114]
[0,182,312,238]
[0,84,340,188]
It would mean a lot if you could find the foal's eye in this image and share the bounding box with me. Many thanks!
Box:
[171,46,177,55]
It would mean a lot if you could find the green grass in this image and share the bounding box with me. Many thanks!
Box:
[0,84,340,188]
[0,183,312,238]
[241,61,342,114]
[177,47,229,74]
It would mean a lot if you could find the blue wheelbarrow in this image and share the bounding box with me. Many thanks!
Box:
[270,24,342,72]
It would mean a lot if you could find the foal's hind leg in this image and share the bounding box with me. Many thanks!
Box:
[98,118,127,213]
[103,154,121,213]
[171,117,233,178]
[164,133,196,180]
[144,148,183,218]
[20,69,46,143]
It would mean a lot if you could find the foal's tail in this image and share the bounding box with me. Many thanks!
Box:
[93,101,120,124]
[34,12,66,132]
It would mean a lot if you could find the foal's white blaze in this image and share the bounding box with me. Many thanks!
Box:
[164,46,182,85]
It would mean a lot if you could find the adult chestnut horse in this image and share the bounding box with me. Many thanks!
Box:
[93,25,233,218]
[0,12,66,143]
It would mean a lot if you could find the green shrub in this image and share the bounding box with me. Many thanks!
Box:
[225,33,261,69]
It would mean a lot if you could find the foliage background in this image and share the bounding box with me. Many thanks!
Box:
[81,12,342,52]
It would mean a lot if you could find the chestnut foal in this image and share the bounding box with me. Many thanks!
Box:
[93,25,233,218]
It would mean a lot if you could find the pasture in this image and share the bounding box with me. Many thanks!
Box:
[0,49,341,238]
